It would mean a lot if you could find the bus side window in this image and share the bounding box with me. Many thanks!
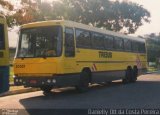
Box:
[138,42,146,53]
[124,39,131,52]
[76,29,91,48]
[65,27,75,57]
[91,32,104,50]
[0,24,5,49]
[114,37,124,51]
[132,41,139,53]
[142,43,146,53]
[104,35,114,50]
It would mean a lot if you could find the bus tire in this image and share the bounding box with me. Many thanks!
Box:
[41,86,52,95]
[123,67,133,84]
[76,69,90,92]
[131,66,138,82]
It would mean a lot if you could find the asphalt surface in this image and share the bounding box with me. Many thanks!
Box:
[0,73,160,115]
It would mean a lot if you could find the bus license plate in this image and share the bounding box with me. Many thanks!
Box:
[30,80,37,84]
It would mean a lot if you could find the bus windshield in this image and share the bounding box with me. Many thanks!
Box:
[17,26,62,58]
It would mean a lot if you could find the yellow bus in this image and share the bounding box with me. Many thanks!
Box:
[0,14,9,94]
[13,20,147,94]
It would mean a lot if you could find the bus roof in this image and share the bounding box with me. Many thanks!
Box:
[21,20,145,43]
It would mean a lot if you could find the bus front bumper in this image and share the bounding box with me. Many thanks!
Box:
[14,74,79,88]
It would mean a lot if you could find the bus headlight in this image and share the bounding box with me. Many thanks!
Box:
[52,79,56,83]
[19,79,22,82]
[16,79,19,82]
[47,79,51,83]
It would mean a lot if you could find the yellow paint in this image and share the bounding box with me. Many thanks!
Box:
[0,15,9,66]
[14,20,147,78]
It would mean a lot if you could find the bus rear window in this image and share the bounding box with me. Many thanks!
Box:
[0,24,5,49]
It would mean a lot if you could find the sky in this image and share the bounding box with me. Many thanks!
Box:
[8,0,160,47]
[128,0,160,36]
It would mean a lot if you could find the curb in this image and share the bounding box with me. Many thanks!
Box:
[0,88,40,97]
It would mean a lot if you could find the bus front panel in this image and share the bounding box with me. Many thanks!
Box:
[14,25,63,87]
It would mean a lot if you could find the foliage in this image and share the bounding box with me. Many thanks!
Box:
[0,0,15,27]
[13,0,44,25]
[44,0,150,34]
[145,33,160,63]
[0,0,13,11]
[0,0,150,34]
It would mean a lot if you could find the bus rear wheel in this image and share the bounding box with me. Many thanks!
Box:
[76,70,90,92]
[123,67,133,84]
[131,66,138,82]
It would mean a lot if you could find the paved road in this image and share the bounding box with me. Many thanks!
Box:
[0,73,160,114]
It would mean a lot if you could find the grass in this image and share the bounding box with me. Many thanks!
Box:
[147,67,158,73]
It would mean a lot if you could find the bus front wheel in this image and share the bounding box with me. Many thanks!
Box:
[41,86,52,95]
[76,70,90,92]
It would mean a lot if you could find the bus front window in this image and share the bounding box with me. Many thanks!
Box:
[17,26,62,58]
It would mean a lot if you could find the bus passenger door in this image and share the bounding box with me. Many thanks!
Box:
[64,27,76,73]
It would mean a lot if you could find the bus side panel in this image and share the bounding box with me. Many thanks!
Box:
[0,16,10,93]
[0,66,9,93]
[91,70,126,83]
[0,17,9,66]
[75,49,147,82]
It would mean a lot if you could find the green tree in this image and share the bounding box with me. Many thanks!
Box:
[0,0,15,27]
[38,0,150,34]
[13,0,44,25]
[145,33,160,63]
[0,0,13,11]
[0,0,43,27]
[1,0,150,34]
